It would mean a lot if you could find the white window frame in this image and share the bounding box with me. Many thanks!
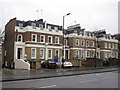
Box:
[81,40,85,47]
[86,40,90,47]
[17,34,23,42]
[40,35,45,43]
[76,39,79,46]
[81,50,84,58]
[108,43,111,48]
[48,49,52,59]
[55,49,59,56]
[40,48,44,59]
[31,48,36,59]
[91,51,94,57]
[112,43,114,49]
[105,42,107,48]
[48,36,53,43]
[55,37,59,44]
[31,34,37,42]
[86,51,90,57]
[91,41,94,47]
[76,50,79,57]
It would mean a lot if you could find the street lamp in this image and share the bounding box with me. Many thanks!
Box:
[62,13,71,60]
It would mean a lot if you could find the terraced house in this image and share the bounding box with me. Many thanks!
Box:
[3,18,63,69]
[3,18,118,70]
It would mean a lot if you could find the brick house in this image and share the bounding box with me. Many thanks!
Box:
[3,18,63,69]
[3,18,118,69]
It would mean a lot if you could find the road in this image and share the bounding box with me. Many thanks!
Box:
[2,71,118,88]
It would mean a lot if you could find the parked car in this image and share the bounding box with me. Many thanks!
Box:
[62,61,73,68]
[41,60,57,69]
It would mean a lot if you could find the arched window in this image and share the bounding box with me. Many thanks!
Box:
[17,34,23,42]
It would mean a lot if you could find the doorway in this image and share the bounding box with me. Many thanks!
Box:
[17,48,22,59]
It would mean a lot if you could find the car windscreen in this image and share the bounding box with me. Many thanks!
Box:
[48,61,55,63]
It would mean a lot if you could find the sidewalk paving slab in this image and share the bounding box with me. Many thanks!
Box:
[2,66,118,82]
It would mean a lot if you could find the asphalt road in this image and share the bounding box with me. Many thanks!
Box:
[2,71,118,88]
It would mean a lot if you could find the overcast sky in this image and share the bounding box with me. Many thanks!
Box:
[0,0,119,34]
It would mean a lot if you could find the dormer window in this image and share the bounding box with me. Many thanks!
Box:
[48,25,51,29]
[19,23,23,27]
[17,34,23,42]
[31,23,36,27]
[54,27,58,30]
[39,24,43,28]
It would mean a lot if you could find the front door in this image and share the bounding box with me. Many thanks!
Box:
[17,48,22,59]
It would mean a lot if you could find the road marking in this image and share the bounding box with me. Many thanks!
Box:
[39,85,56,88]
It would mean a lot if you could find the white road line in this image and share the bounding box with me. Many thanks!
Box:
[39,85,56,88]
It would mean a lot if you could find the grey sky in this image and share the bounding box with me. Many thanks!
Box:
[0,0,119,34]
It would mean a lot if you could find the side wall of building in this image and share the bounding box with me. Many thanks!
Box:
[3,18,16,68]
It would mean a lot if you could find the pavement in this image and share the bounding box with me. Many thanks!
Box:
[2,66,118,82]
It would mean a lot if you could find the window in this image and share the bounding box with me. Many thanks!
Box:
[114,44,118,49]
[91,51,94,57]
[31,48,36,59]
[39,24,43,28]
[55,49,59,56]
[76,39,79,46]
[105,42,107,48]
[81,40,85,46]
[17,34,23,42]
[31,23,36,27]
[19,23,23,27]
[54,27,58,30]
[64,39,67,46]
[48,49,52,59]
[48,25,51,29]
[40,48,44,59]
[108,43,111,48]
[48,36,52,43]
[40,35,45,43]
[91,41,94,47]
[76,50,79,57]
[86,51,90,57]
[32,34,37,42]
[112,43,114,49]
[81,51,84,58]
[55,37,59,44]
[86,40,90,47]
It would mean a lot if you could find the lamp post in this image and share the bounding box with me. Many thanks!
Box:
[62,13,70,60]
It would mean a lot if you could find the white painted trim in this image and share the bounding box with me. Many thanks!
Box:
[31,34,37,42]
[55,37,60,44]
[31,48,36,59]
[75,39,79,46]
[100,50,112,52]
[15,26,63,35]
[40,48,45,59]
[48,36,53,44]
[70,48,95,51]
[48,49,52,59]
[55,49,59,56]
[25,44,62,49]
[40,35,45,43]
[17,34,23,42]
